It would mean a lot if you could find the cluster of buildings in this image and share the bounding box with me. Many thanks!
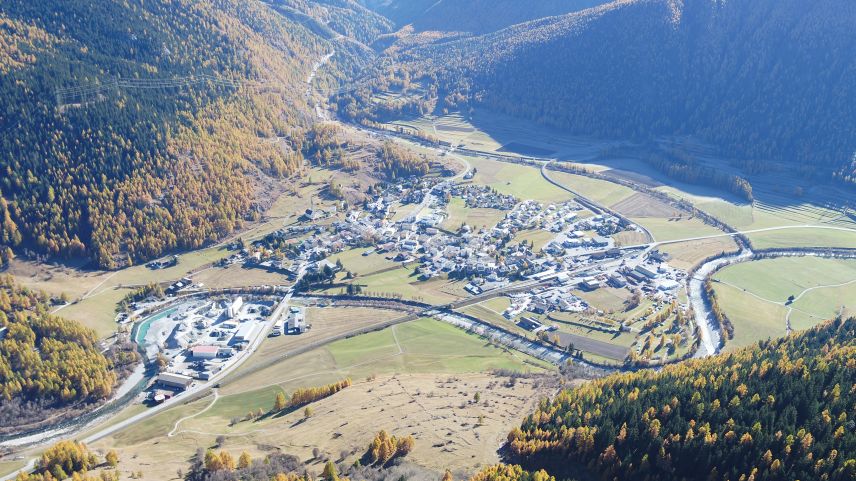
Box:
[448,184,517,210]
[149,296,273,396]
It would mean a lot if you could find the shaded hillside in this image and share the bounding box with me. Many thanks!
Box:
[0,0,367,268]
[503,317,856,481]
[356,0,856,183]
[362,0,605,34]
[267,0,393,45]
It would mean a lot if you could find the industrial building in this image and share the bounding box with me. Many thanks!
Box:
[189,345,221,359]
[156,372,193,390]
[233,322,260,343]
[228,296,244,318]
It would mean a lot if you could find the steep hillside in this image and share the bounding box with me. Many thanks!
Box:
[266,0,393,45]
[503,317,856,481]
[0,0,360,268]
[0,275,134,432]
[357,0,856,184]
[362,0,605,34]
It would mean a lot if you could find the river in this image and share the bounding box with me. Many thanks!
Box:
[688,247,754,357]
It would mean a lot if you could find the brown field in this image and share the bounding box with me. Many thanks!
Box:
[191,264,292,290]
[612,230,649,247]
[93,373,559,480]
[659,237,739,270]
[612,192,681,218]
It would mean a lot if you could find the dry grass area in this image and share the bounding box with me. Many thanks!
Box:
[236,306,405,373]
[191,264,292,289]
[612,230,649,247]
[612,192,681,218]
[94,372,558,480]
[660,237,739,270]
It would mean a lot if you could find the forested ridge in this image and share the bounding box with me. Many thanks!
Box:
[502,317,856,481]
[359,0,605,34]
[348,0,856,184]
[0,276,115,421]
[0,0,340,268]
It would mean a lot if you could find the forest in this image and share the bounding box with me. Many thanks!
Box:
[504,317,856,481]
[359,0,605,35]
[0,0,338,268]
[0,276,116,429]
[347,0,856,186]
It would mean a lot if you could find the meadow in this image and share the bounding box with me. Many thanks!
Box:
[713,257,856,350]
[90,318,553,479]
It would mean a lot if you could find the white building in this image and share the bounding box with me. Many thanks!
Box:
[228,297,243,318]
[233,322,259,343]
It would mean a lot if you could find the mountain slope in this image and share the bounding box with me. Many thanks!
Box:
[0,0,349,268]
[374,0,856,183]
[504,317,856,481]
[0,275,129,432]
[361,0,606,34]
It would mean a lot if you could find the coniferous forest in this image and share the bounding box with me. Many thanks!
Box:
[0,0,330,268]
[504,318,856,481]
[341,0,856,186]
[0,276,116,427]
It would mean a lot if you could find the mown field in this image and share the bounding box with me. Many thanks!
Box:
[320,264,468,305]
[441,197,507,231]
[713,257,856,351]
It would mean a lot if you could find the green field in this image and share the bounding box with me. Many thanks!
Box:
[465,156,572,203]
[214,318,547,415]
[747,227,856,250]
[635,217,726,242]
[330,247,400,277]
[713,257,856,350]
[548,171,636,207]
[512,229,557,251]
[323,264,465,304]
[655,186,856,248]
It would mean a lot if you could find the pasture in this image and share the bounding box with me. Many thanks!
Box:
[91,318,554,479]
[712,257,856,350]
